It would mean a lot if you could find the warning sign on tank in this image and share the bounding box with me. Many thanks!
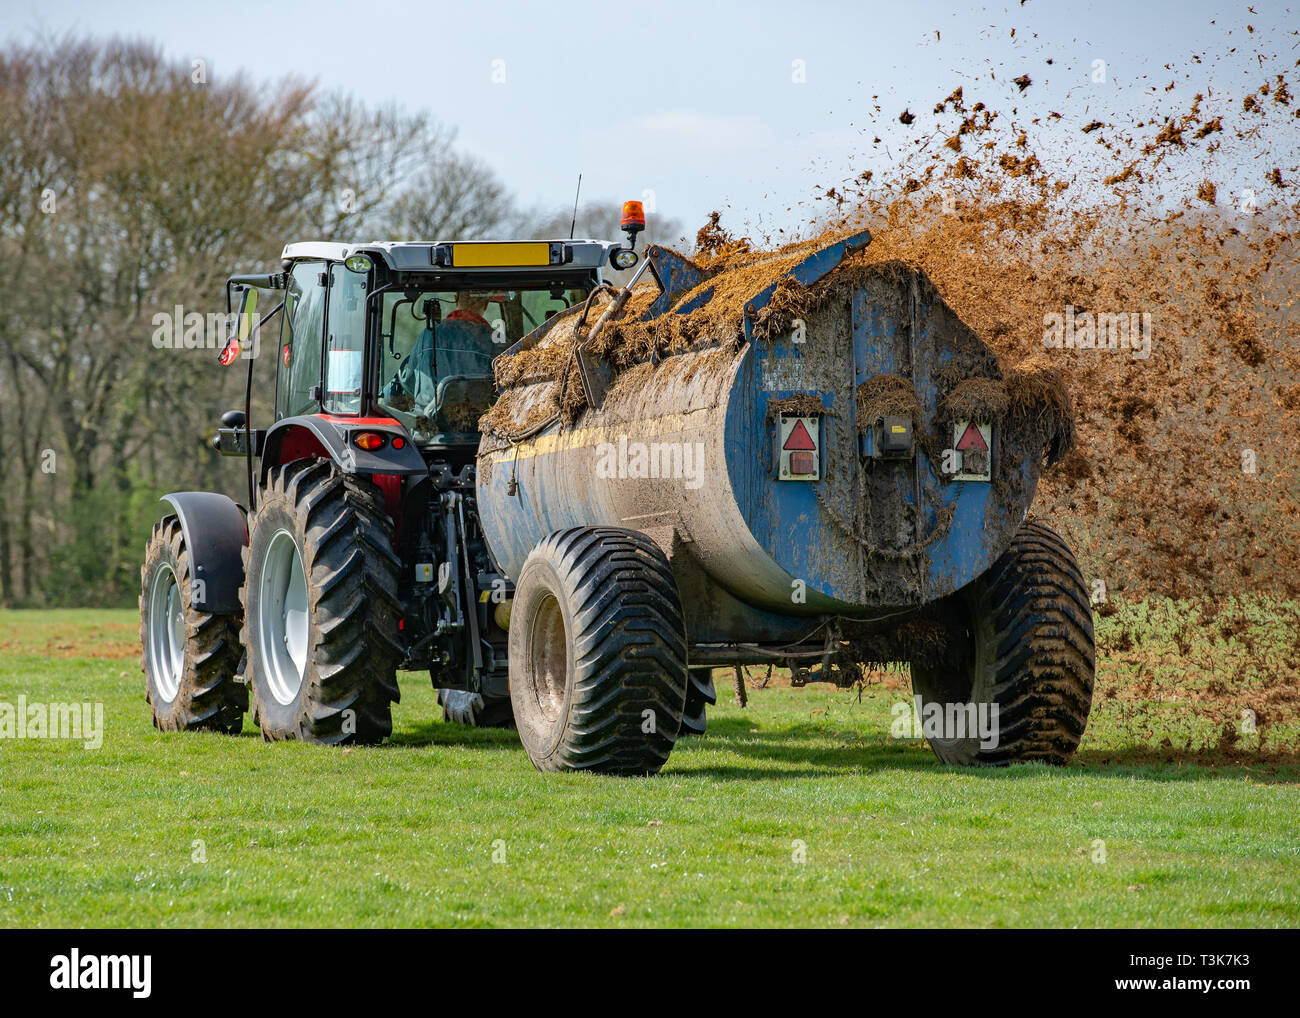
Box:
[777,415,820,481]
[953,419,992,481]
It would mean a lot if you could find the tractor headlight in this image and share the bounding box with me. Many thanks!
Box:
[344,254,372,273]
[610,248,639,271]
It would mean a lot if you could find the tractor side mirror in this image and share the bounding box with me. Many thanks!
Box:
[218,286,259,366]
[236,286,258,343]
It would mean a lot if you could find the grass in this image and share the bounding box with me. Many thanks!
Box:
[0,607,1297,928]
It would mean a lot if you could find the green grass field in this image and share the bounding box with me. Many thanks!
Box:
[1,607,1297,928]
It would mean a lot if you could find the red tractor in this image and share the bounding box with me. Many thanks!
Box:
[141,235,644,752]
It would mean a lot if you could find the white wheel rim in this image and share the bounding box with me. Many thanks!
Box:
[259,529,309,705]
[148,564,184,702]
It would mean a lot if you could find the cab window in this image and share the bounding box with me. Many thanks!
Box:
[277,261,326,419]
[376,285,585,443]
[323,263,367,415]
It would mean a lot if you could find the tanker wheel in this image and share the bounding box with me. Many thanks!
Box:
[909,520,1094,765]
[140,516,247,733]
[680,667,717,736]
[242,460,402,746]
[437,688,515,728]
[508,527,688,776]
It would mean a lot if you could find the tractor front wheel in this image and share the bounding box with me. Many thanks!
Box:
[509,527,688,776]
[140,517,247,733]
[243,460,402,745]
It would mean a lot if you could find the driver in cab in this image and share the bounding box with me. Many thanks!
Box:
[439,292,497,375]
[383,291,498,412]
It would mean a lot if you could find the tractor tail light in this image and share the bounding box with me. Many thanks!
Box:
[353,432,387,451]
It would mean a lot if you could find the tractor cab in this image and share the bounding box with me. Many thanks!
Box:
[262,239,621,450]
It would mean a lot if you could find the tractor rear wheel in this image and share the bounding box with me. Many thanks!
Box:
[243,460,402,745]
[909,520,1094,765]
[508,527,688,776]
[140,517,247,733]
[437,688,515,728]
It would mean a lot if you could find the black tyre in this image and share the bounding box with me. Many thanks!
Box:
[140,517,247,733]
[680,667,717,736]
[437,688,515,728]
[242,460,402,745]
[910,520,1094,765]
[508,527,688,776]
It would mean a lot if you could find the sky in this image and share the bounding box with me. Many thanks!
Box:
[5,0,1293,240]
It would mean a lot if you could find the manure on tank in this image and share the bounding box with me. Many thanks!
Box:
[556,360,587,425]
[493,334,572,390]
[939,377,1010,425]
[855,374,921,430]
[751,275,815,344]
[766,393,830,422]
[1004,364,1076,467]
[478,382,562,443]
[491,219,870,406]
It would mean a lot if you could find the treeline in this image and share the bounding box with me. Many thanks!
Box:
[0,35,681,607]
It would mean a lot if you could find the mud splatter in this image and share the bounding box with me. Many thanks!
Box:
[789,20,1300,603]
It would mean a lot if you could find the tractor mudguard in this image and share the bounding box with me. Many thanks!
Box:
[260,414,428,484]
[159,492,248,613]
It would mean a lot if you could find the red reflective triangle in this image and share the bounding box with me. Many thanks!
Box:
[783,419,816,451]
[955,422,988,452]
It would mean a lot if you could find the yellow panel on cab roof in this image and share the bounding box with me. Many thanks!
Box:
[451,242,551,268]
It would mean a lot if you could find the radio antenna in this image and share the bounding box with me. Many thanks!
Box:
[569,173,582,239]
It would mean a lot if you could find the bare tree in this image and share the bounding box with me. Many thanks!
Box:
[0,35,477,604]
